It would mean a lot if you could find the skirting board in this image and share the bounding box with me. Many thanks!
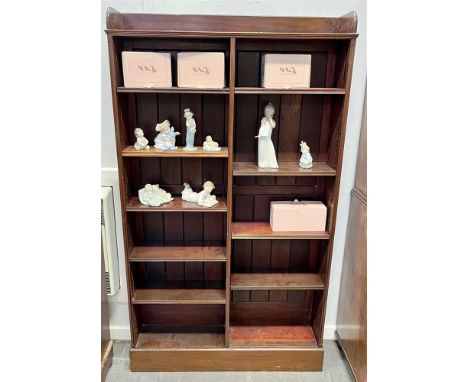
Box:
[110,325,131,341]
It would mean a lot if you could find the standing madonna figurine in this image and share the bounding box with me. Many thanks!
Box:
[256,102,279,168]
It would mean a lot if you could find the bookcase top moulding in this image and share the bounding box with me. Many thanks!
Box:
[106,8,358,38]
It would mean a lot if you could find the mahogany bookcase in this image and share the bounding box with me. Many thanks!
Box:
[106,8,357,371]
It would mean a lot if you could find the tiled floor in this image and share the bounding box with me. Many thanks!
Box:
[105,341,355,382]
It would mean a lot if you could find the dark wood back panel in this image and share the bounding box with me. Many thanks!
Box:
[129,212,226,247]
[234,94,326,162]
[132,262,225,289]
[125,158,227,197]
[128,93,229,147]
[138,305,225,326]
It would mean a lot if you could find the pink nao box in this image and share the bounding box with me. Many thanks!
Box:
[122,52,172,88]
[177,52,225,88]
[270,200,327,232]
[261,54,311,88]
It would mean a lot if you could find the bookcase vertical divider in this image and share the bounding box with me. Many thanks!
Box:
[225,37,236,346]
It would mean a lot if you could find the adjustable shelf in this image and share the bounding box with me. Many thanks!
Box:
[232,222,329,240]
[107,8,357,372]
[122,146,228,158]
[126,196,228,212]
[231,273,325,290]
[132,289,226,304]
[235,87,346,95]
[136,331,225,350]
[233,162,336,177]
[229,326,318,347]
[117,87,229,94]
[129,246,226,262]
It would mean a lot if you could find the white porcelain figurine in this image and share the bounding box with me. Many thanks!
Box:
[202,135,221,151]
[154,120,180,151]
[133,128,150,150]
[183,108,197,151]
[255,102,279,168]
[299,141,313,169]
[181,181,219,207]
[138,184,174,207]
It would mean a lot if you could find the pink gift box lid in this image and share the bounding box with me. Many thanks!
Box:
[270,200,326,210]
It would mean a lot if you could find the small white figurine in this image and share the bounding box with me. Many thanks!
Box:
[133,128,150,150]
[154,120,180,151]
[255,102,279,168]
[182,181,219,208]
[183,108,197,151]
[202,135,221,152]
[138,184,174,207]
[299,141,313,169]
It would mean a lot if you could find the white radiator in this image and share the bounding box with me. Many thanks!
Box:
[101,186,120,296]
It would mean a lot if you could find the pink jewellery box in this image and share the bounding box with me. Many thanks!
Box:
[261,54,312,88]
[122,52,172,88]
[177,52,225,88]
[270,200,327,232]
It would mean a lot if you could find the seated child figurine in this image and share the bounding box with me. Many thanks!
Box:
[202,135,221,152]
[138,184,173,207]
[181,181,219,208]
[133,128,150,150]
[299,141,313,169]
[154,120,180,151]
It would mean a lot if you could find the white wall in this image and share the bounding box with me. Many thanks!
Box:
[101,0,367,340]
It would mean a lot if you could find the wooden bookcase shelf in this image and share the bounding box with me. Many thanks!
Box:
[129,246,226,262]
[106,8,357,371]
[117,87,229,94]
[233,161,336,176]
[231,273,324,290]
[122,146,228,158]
[136,331,225,349]
[126,196,228,212]
[234,87,346,95]
[232,222,329,239]
[229,325,318,347]
[132,289,226,304]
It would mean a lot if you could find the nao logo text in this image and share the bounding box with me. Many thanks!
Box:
[138,65,157,73]
[279,66,297,75]
[192,66,210,75]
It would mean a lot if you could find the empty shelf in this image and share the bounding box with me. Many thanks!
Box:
[136,332,225,349]
[132,289,226,304]
[231,273,324,290]
[229,325,317,347]
[130,246,226,262]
